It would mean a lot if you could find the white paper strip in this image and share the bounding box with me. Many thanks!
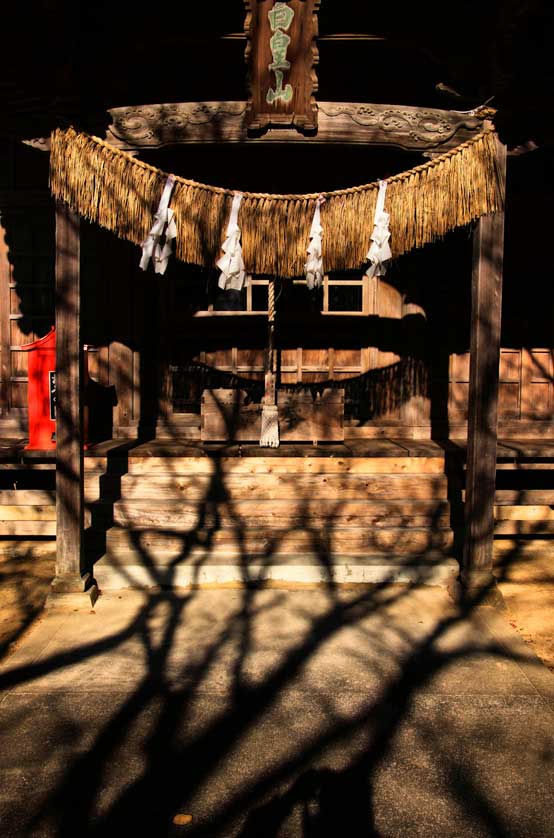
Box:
[139,174,177,275]
[365,180,392,279]
[305,195,326,290]
[217,192,247,292]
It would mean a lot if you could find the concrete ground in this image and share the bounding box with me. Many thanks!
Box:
[1,584,553,837]
[0,542,55,658]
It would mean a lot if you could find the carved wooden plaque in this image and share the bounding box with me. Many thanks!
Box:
[244,1,320,133]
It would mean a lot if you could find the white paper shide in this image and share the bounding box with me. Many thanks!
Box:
[140,174,177,275]
[305,195,326,290]
[365,180,391,279]
[217,192,247,292]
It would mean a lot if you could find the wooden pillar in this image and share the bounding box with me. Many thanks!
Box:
[52,201,85,593]
[461,140,507,598]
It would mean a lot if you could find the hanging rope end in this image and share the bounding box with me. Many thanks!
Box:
[260,404,280,448]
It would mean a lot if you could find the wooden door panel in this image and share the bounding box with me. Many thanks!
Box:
[498,382,520,419]
[521,350,553,419]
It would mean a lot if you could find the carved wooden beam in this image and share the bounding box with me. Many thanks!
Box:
[105,101,489,151]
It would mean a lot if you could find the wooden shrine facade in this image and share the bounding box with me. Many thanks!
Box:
[1,3,552,600]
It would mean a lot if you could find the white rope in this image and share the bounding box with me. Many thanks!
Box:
[139,174,177,275]
[305,195,326,289]
[217,192,247,292]
[365,180,391,279]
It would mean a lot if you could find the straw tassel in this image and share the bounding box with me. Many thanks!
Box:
[49,127,504,278]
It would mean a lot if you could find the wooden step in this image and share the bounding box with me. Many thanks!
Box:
[495,505,554,520]
[105,526,454,559]
[84,456,446,476]
[494,490,554,505]
[0,504,55,520]
[88,473,448,502]
[110,498,451,530]
[494,520,554,535]
[0,520,56,536]
[0,490,55,506]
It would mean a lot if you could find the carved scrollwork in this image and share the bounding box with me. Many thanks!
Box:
[105,100,488,151]
[318,103,484,148]
[108,102,249,148]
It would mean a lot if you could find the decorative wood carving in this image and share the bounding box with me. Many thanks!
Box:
[244,1,320,134]
[106,101,487,151]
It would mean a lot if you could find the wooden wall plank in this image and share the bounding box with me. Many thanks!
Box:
[0,220,10,413]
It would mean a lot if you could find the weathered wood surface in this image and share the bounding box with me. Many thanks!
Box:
[495,462,554,470]
[1,463,56,470]
[82,437,448,458]
[494,490,554,505]
[106,101,489,151]
[111,498,451,529]
[495,505,554,520]
[201,388,344,443]
[89,473,448,502]
[0,504,55,520]
[0,521,56,536]
[462,139,506,590]
[494,520,554,535]
[244,0,320,133]
[0,490,55,505]
[54,201,85,589]
[106,527,453,558]
[0,222,10,413]
[83,456,446,475]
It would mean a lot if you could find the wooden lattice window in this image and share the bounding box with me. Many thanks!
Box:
[190,273,371,316]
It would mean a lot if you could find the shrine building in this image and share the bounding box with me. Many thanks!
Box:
[0,3,552,601]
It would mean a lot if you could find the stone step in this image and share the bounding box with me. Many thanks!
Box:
[92,553,459,590]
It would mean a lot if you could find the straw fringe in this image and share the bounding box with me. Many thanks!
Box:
[49,126,504,277]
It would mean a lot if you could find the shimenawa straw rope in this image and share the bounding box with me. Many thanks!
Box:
[49,126,504,278]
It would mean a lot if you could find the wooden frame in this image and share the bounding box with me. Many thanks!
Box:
[462,138,507,599]
[52,200,85,593]
[190,273,370,317]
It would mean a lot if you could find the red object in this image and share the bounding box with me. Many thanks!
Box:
[21,327,56,450]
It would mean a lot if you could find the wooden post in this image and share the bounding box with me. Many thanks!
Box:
[52,201,85,593]
[461,140,507,599]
